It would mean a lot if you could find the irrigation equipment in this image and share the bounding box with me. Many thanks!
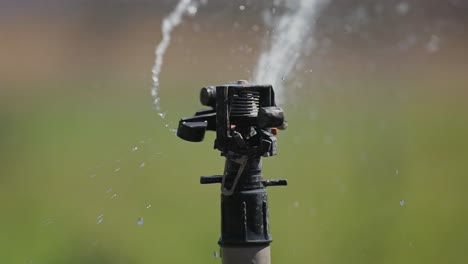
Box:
[177,80,287,264]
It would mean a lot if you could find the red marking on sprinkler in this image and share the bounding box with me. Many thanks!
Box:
[271,128,278,135]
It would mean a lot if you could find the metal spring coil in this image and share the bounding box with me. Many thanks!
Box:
[230,90,260,117]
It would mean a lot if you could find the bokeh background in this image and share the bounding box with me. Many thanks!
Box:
[1,0,468,263]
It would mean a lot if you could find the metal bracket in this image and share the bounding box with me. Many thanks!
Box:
[221,155,248,196]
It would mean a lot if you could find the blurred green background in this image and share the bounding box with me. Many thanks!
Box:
[1,0,468,263]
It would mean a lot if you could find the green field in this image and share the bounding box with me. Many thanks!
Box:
[1,72,467,263]
[1,2,468,262]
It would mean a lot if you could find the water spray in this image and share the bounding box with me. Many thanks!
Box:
[253,0,329,104]
[177,80,287,264]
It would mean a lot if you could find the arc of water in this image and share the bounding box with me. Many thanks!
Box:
[151,0,200,117]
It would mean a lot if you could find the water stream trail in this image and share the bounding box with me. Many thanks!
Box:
[253,0,329,104]
[151,0,327,116]
[151,0,201,122]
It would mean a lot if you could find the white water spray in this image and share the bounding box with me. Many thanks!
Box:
[253,0,329,104]
[151,0,200,118]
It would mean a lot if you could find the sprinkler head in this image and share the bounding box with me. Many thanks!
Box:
[177,81,286,156]
[176,80,288,249]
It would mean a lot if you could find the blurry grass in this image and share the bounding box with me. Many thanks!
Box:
[0,76,467,264]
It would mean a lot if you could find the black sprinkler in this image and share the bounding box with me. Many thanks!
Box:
[177,80,287,248]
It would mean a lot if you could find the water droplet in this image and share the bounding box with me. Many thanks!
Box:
[131,146,139,152]
[239,5,246,11]
[96,214,104,224]
[40,217,54,226]
[187,5,198,16]
[309,208,317,217]
[425,35,440,53]
[137,217,144,226]
[395,169,399,174]
[213,251,220,258]
[110,194,118,199]
[158,112,166,119]
[359,152,368,162]
[139,162,145,168]
[146,204,152,209]
[293,201,300,208]
[399,200,405,207]
[396,2,410,15]
[89,174,96,178]
[106,188,112,193]
[192,23,201,32]
[114,168,120,173]
[323,135,333,145]
[344,24,352,34]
